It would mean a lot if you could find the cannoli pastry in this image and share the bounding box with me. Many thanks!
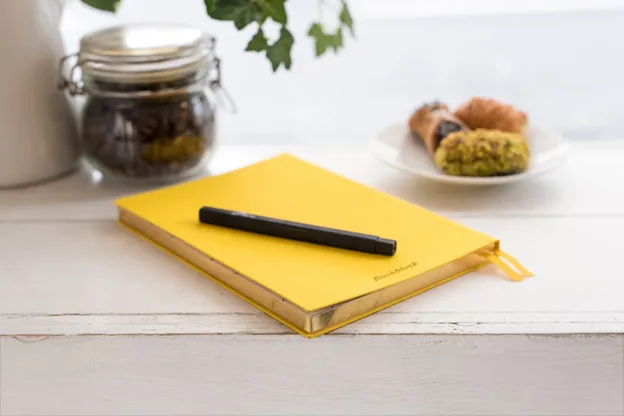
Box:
[434,129,530,177]
[454,97,527,134]
[408,101,469,157]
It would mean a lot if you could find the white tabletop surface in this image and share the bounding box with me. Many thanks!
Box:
[1,141,623,337]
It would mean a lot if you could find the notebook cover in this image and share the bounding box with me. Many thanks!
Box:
[115,153,499,313]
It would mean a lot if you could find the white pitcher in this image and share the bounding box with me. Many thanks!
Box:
[0,0,80,188]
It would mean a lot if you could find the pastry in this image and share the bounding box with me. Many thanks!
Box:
[454,97,527,134]
[434,129,530,177]
[409,101,469,156]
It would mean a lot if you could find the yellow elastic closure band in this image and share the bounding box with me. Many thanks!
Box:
[481,249,533,282]
[495,249,535,277]
[485,254,525,282]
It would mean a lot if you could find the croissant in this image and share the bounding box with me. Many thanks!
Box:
[408,101,468,157]
[454,97,527,134]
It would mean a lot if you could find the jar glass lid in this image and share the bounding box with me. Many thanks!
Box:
[58,23,234,110]
[74,23,217,85]
[80,24,214,63]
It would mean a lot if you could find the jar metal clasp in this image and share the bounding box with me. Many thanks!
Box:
[57,53,85,96]
[206,56,237,114]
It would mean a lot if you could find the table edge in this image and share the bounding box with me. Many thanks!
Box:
[2,312,623,336]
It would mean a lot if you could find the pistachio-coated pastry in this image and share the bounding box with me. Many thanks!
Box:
[434,129,530,177]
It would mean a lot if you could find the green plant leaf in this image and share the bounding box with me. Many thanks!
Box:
[332,27,343,52]
[204,0,216,13]
[339,1,354,36]
[246,28,269,51]
[205,0,285,30]
[205,0,250,20]
[259,0,287,24]
[234,6,258,29]
[307,23,327,56]
[308,22,323,38]
[266,27,294,71]
[80,0,121,12]
[307,23,343,57]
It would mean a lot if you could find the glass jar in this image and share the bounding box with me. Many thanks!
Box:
[59,24,231,182]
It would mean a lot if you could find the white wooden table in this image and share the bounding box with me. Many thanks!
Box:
[1,143,623,416]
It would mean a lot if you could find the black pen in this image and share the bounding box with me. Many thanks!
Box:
[199,206,396,256]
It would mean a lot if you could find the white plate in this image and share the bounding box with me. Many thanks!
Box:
[370,123,569,185]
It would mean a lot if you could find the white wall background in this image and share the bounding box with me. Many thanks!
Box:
[61,0,624,144]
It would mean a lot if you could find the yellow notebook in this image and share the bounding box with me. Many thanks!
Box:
[116,153,532,338]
